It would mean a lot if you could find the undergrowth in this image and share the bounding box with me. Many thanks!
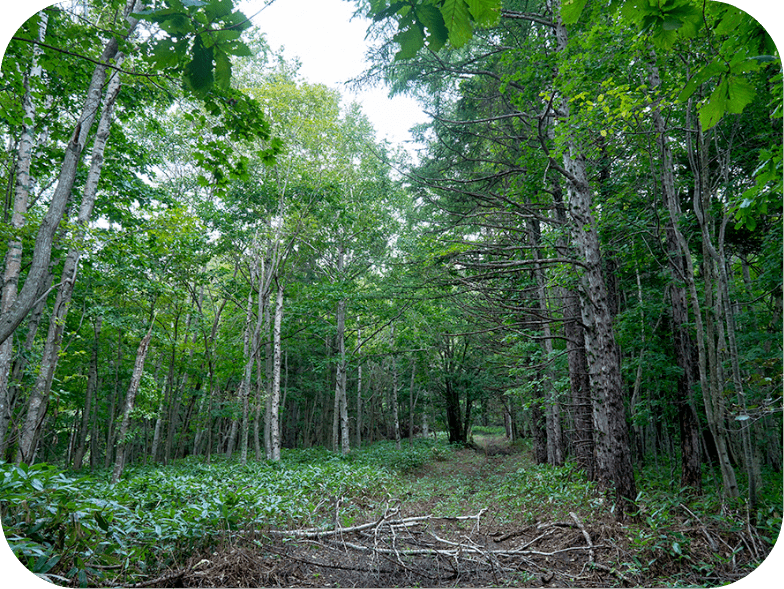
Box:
[1,439,447,586]
[2,437,779,587]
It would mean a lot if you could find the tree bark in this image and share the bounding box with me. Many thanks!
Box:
[0,0,142,346]
[15,61,124,465]
[355,329,363,448]
[111,316,155,485]
[269,279,284,461]
[0,12,48,431]
[550,0,637,517]
[73,316,102,470]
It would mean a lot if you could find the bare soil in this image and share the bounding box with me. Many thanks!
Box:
[138,437,770,588]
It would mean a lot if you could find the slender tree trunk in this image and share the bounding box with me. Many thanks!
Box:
[0,271,51,457]
[150,389,165,463]
[332,250,350,455]
[238,285,254,465]
[648,58,703,492]
[683,116,739,499]
[547,85,594,482]
[528,215,563,465]
[254,282,270,461]
[73,316,102,470]
[111,317,155,485]
[550,0,636,516]
[15,62,125,465]
[355,329,363,448]
[104,330,123,469]
[390,347,401,448]
[0,0,142,346]
[531,379,549,464]
[0,13,48,433]
[269,280,284,461]
[408,357,416,444]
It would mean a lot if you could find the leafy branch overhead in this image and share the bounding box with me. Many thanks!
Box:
[369,0,501,59]
[370,0,777,131]
[134,0,253,97]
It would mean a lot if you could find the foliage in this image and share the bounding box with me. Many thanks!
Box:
[1,451,391,585]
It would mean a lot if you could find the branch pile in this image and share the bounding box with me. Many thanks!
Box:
[116,501,769,587]
[250,506,626,587]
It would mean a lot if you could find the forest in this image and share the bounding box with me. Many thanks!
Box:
[0,0,781,587]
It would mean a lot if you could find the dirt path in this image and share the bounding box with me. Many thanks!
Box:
[149,439,766,588]
[160,439,628,588]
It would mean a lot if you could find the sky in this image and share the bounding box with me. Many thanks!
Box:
[240,0,428,151]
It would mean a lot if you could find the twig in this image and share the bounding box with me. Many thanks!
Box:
[680,502,718,551]
[570,512,595,565]
[114,569,186,588]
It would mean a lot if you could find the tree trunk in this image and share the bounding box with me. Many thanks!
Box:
[331,247,350,455]
[547,82,594,482]
[15,62,124,465]
[444,377,463,444]
[528,214,563,466]
[238,285,254,465]
[0,12,48,435]
[679,112,739,499]
[269,280,284,461]
[0,0,142,346]
[390,347,401,449]
[530,382,548,464]
[648,58,703,493]
[355,329,363,448]
[550,0,637,517]
[408,357,416,444]
[0,272,51,457]
[73,316,102,470]
[104,330,123,469]
[111,317,155,485]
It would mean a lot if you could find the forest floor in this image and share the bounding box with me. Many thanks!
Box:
[153,435,774,588]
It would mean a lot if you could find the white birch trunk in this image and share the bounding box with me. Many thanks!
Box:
[0,0,141,346]
[0,14,48,436]
[15,62,124,464]
[111,319,155,485]
[269,280,284,461]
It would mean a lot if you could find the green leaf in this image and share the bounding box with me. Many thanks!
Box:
[416,5,449,51]
[677,61,725,102]
[214,50,231,90]
[205,0,234,21]
[466,0,501,27]
[374,1,407,22]
[650,25,679,50]
[661,16,683,31]
[158,13,192,36]
[95,512,110,532]
[183,35,214,97]
[561,0,589,25]
[394,26,425,60]
[698,78,728,130]
[713,5,744,36]
[441,0,473,48]
[725,75,756,114]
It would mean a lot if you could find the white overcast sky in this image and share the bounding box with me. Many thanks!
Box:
[240,0,428,149]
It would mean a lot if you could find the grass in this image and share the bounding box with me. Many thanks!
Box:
[2,435,779,587]
[0,438,450,586]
